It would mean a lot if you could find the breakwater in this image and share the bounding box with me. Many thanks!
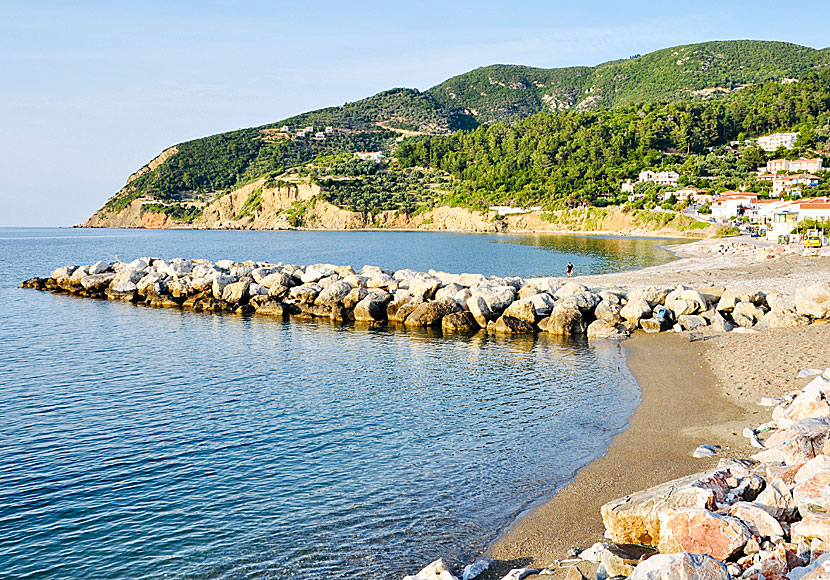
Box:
[20,255,830,338]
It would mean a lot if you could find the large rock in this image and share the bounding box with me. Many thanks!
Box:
[656,508,750,560]
[677,314,707,331]
[300,265,337,284]
[288,283,321,304]
[441,311,479,333]
[402,558,459,580]
[80,272,115,292]
[709,311,735,333]
[543,303,585,335]
[788,553,830,580]
[471,285,516,314]
[212,275,236,299]
[408,277,441,301]
[791,512,830,548]
[782,417,830,464]
[587,320,629,340]
[793,457,830,515]
[732,301,765,327]
[598,543,658,578]
[344,287,369,310]
[629,553,729,580]
[404,299,457,327]
[595,300,624,325]
[640,317,670,333]
[353,293,391,322]
[626,287,670,308]
[222,280,250,304]
[466,295,494,327]
[554,282,588,299]
[106,278,137,300]
[89,260,113,275]
[435,283,466,302]
[756,310,810,328]
[561,291,602,314]
[766,292,796,313]
[754,476,798,521]
[494,315,536,334]
[503,298,538,322]
[716,287,766,312]
[726,501,784,538]
[50,265,78,280]
[796,283,830,319]
[259,271,293,289]
[620,299,652,326]
[601,467,741,547]
[315,281,353,307]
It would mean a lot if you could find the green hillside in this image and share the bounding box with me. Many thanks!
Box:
[96,40,830,217]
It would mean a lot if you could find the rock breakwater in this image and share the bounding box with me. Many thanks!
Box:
[20,254,830,339]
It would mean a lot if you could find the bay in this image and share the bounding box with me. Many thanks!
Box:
[0,229,674,579]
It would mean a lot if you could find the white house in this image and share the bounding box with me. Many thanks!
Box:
[763,158,823,174]
[772,173,821,197]
[354,151,385,162]
[710,192,758,222]
[280,125,290,132]
[757,132,799,152]
[638,170,680,186]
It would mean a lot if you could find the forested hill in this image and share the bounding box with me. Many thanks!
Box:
[427,40,830,123]
[91,40,830,221]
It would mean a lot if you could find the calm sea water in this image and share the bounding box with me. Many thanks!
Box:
[0,229,675,580]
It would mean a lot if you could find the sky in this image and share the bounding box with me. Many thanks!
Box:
[2,0,830,227]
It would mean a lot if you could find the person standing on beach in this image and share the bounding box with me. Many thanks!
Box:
[567,262,574,278]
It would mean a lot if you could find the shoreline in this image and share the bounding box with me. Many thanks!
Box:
[485,331,750,578]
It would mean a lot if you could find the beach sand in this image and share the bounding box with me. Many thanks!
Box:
[484,243,830,579]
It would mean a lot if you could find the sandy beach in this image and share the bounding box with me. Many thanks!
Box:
[485,239,830,579]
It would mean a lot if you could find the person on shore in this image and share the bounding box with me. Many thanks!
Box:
[566,262,574,278]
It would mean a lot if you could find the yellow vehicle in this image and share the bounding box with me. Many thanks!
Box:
[804,229,823,248]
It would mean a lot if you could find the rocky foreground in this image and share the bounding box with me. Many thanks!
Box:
[18,248,830,339]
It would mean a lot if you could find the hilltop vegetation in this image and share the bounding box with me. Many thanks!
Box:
[91,40,830,226]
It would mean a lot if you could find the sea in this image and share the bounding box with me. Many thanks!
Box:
[0,229,679,580]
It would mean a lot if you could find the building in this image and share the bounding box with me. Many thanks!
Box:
[313,132,326,140]
[763,158,823,174]
[280,125,290,132]
[671,187,709,202]
[354,151,385,162]
[325,126,334,134]
[638,170,680,186]
[621,179,635,193]
[710,192,758,222]
[756,132,799,152]
[772,174,820,197]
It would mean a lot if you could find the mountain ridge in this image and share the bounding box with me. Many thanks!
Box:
[85,39,830,229]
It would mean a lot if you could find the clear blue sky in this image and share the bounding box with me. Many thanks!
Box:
[2,0,830,226]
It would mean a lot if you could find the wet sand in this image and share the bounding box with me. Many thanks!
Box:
[486,332,751,579]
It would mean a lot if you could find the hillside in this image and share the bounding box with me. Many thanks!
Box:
[85,40,830,230]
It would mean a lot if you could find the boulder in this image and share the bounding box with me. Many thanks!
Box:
[494,315,536,334]
[467,295,494,327]
[562,291,602,314]
[471,285,516,314]
[601,467,742,547]
[766,292,796,313]
[554,282,588,299]
[288,284,321,305]
[80,273,115,292]
[385,291,412,321]
[756,310,811,329]
[788,553,830,580]
[442,311,479,333]
[212,275,236,299]
[795,283,830,319]
[621,299,652,326]
[726,501,784,538]
[595,300,624,325]
[435,283,466,302]
[393,302,420,324]
[793,462,830,515]
[259,271,293,289]
[221,280,250,304]
[709,311,735,333]
[626,287,670,308]
[517,285,540,299]
[404,299,457,327]
[300,266,337,284]
[732,301,765,327]
[587,320,629,340]
[640,317,670,333]
[89,260,113,275]
[628,553,729,580]
[402,558,459,580]
[599,544,658,578]
[677,314,707,331]
[717,288,766,312]
[315,281,353,307]
[543,303,585,336]
[754,477,798,521]
[791,512,830,549]
[782,417,830,464]
[408,277,441,301]
[344,287,369,310]
[503,298,538,322]
[106,278,137,301]
[167,277,195,299]
[656,508,750,560]
[254,299,290,317]
[353,294,391,322]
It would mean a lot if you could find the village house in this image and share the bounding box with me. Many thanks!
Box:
[772,173,821,197]
[325,126,334,134]
[763,158,823,174]
[280,125,290,132]
[710,192,758,222]
[313,132,326,140]
[621,179,635,194]
[667,187,709,202]
[638,170,680,186]
[756,132,799,152]
[354,151,385,162]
